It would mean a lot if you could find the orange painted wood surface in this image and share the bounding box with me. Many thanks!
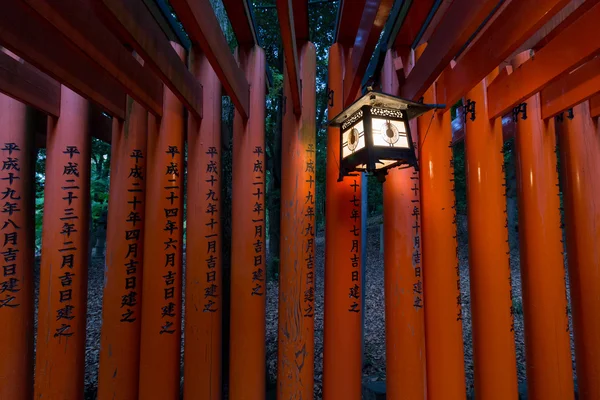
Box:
[183,48,223,400]
[0,94,35,400]
[558,102,600,398]
[34,85,91,399]
[335,0,367,46]
[97,96,148,400]
[0,2,125,119]
[514,94,574,399]
[277,42,317,400]
[137,43,186,400]
[381,50,426,400]
[541,56,600,120]
[591,93,600,117]
[323,42,363,400]
[276,0,302,115]
[486,1,600,119]
[221,0,258,49]
[23,0,163,117]
[464,75,518,399]
[0,50,60,117]
[229,45,267,400]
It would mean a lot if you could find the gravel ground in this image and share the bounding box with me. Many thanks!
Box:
[30,214,576,399]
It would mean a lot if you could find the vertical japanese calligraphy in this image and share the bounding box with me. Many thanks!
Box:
[0,94,34,400]
[348,178,361,314]
[303,143,316,318]
[98,97,148,400]
[35,86,91,399]
[251,145,265,298]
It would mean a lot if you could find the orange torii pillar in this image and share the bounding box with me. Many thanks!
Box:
[0,94,35,400]
[184,48,222,400]
[229,45,267,400]
[559,102,600,398]
[97,96,148,400]
[138,43,185,400]
[34,86,91,399]
[513,94,574,399]
[464,73,518,399]
[278,42,317,399]
[323,42,362,400]
[380,50,426,399]
[418,85,466,398]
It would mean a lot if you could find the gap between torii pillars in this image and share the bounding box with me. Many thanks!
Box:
[323,42,363,400]
[229,45,267,400]
[97,95,148,400]
[183,48,222,400]
[34,85,91,399]
[137,42,186,400]
[0,93,35,400]
[513,94,574,400]
[558,101,600,399]
[277,42,316,399]
[380,50,426,399]
[464,72,518,399]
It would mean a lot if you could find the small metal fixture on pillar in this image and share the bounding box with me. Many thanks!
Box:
[328,90,440,181]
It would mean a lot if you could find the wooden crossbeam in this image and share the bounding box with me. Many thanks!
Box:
[399,0,499,101]
[487,1,600,119]
[438,0,571,110]
[0,50,60,117]
[541,57,600,119]
[392,0,435,54]
[93,0,203,119]
[170,0,250,120]
[276,0,302,115]
[590,93,600,117]
[0,1,126,119]
[344,0,394,107]
[293,0,309,43]
[222,0,259,49]
[23,0,163,117]
[335,0,367,47]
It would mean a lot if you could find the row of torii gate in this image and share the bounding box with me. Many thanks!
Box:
[1,0,600,399]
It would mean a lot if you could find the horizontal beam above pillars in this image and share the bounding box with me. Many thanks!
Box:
[541,57,600,120]
[94,0,203,119]
[222,0,259,49]
[487,1,600,119]
[0,50,60,117]
[392,0,435,53]
[438,0,571,110]
[170,0,250,120]
[590,93,600,118]
[400,0,499,101]
[276,0,302,115]
[0,1,126,119]
[23,0,163,117]
[335,0,367,47]
[293,0,309,43]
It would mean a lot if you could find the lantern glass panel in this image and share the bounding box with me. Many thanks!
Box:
[371,117,409,149]
[342,120,366,159]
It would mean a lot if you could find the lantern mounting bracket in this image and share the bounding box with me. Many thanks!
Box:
[512,102,527,122]
[327,87,334,107]
[464,99,476,122]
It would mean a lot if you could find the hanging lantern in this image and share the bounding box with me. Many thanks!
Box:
[328,90,441,181]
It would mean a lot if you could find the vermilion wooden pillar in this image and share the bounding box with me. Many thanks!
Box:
[464,74,518,399]
[559,102,600,398]
[277,42,317,400]
[380,50,426,399]
[229,45,267,400]
[138,42,185,400]
[184,48,222,400]
[34,85,91,399]
[418,83,466,399]
[514,94,574,399]
[0,94,35,400]
[97,96,148,400]
[323,42,362,400]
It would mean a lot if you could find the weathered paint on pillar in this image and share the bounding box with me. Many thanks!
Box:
[514,94,574,400]
[323,42,363,400]
[464,74,518,399]
[0,94,35,400]
[380,50,426,399]
[183,48,222,400]
[229,45,267,400]
[34,85,91,399]
[277,42,317,400]
[137,42,185,400]
[418,84,466,399]
[97,96,148,400]
[559,101,600,399]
